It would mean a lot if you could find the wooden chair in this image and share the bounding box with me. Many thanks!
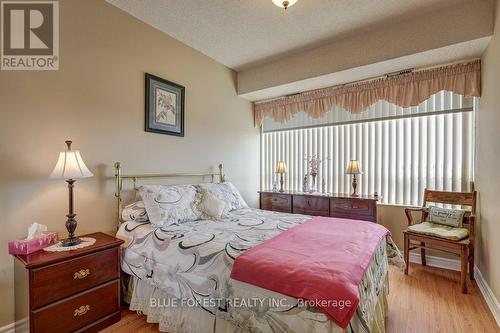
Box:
[403,189,477,293]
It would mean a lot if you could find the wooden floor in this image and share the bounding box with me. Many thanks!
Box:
[102,264,499,333]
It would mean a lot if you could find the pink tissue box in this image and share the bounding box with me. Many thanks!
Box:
[8,232,59,255]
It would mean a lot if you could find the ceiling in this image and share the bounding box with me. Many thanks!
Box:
[107,0,470,71]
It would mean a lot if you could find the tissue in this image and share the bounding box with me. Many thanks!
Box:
[27,222,48,240]
[8,223,58,255]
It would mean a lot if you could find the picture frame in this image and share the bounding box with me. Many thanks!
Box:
[145,73,185,137]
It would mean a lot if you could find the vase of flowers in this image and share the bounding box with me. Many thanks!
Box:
[305,154,321,193]
[310,174,317,193]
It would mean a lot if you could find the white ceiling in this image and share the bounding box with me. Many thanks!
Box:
[107,0,470,71]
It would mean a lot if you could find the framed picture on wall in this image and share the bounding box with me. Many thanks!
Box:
[145,73,185,137]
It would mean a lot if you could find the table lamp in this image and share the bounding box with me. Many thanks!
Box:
[346,160,363,196]
[49,140,93,246]
[276,161,287,192]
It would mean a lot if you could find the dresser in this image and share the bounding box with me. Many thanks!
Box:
[13,232,124,333]
[259,191,379,222]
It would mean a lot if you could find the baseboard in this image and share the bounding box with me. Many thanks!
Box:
[409,253,500,327]
[409,252,461,271]
[0,322,13,333]
[474,266,500,327]
[0,318,27,333]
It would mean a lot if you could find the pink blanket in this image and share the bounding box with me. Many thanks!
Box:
[230,216,390,329]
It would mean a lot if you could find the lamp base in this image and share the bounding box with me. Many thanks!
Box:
[351,174,358,197]
[64,178,79,248]
[61,236,81,247]
[279,173,285,192]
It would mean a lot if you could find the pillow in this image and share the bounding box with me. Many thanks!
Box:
[198,191,229,219]
[196,182,248,211]
[121,201,149,222]
[427,205,465,228]
[138,185,201,226]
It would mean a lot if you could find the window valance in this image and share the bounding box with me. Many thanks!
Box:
[254,59,481,127]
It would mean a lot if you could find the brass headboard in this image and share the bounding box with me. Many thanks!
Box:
[114,162,225,226]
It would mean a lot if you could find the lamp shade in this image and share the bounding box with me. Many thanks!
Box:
[276,161,287,173]
[346,160,363,175]
[49,141,93,180]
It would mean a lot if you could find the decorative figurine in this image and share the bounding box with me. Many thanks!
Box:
[302,173,309,193]
[272,181,279,192]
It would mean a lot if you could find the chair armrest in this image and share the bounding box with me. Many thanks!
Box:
[404,207,428,226]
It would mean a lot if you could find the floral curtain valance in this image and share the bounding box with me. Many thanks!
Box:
[253,59,481,127]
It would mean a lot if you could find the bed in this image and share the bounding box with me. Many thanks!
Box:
[113,162,404,333]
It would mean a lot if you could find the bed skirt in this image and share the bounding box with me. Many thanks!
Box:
[125,274,389,333]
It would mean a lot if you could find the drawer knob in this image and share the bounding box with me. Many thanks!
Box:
[74,269,90,279]
[74,305,90,317]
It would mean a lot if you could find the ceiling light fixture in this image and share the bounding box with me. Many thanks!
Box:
[272,0,298,10]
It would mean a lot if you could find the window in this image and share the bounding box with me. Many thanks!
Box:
[261,92,475,206]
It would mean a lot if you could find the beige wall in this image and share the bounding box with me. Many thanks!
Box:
[477,0,500,304]
[0,0,259,326]
[238,0,494,95]
[378,205,407,252]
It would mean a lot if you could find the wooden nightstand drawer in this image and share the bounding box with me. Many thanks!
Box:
[330,198,376,221]
[293,195,329,216]
[31,247,120,309]
[261,193,292,213]
[31,279,120,333]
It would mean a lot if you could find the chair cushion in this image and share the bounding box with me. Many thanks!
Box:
[407,222,469,241]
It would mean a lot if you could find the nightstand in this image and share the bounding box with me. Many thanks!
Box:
[14,232,124,333]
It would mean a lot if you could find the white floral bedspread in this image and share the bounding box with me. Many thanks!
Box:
[117,208,404,333]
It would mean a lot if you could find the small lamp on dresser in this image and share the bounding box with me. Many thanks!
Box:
[49,140,93,246]
[276,161,287,193]
[346,160,363,196]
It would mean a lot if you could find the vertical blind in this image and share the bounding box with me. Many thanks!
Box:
[261,92,475,206]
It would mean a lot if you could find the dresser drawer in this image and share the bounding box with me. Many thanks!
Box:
[31,248,120,309]
[260,193,292,213]
[293,196,330,216]
[31,279,120,333]
[330,198,376,221]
